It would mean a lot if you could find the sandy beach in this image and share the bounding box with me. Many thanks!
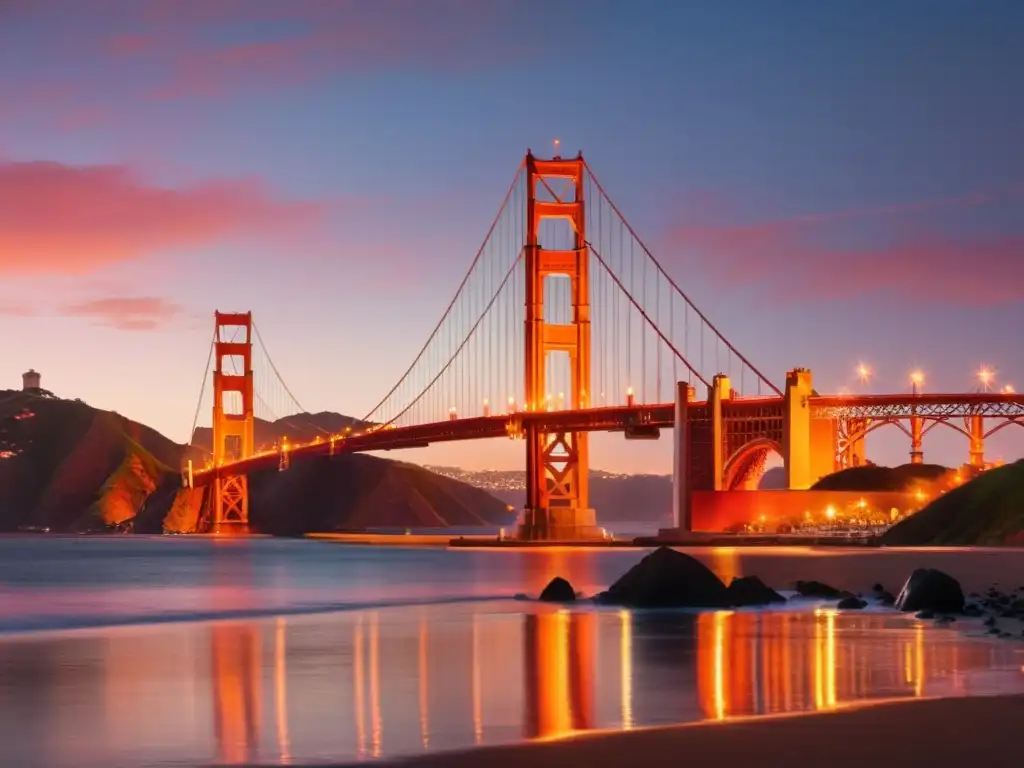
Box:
[349,694,1024,767]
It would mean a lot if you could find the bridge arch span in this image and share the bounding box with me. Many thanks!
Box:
[723,437,783,490]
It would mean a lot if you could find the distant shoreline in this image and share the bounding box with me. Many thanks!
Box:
[332,694,1024,768]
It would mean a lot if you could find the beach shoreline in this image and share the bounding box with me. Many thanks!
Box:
[327,693,1024,767]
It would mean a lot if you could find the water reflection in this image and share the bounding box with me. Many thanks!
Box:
[0,602,1021,767]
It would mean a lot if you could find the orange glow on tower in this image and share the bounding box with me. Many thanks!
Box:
[520,151,594,539]
[212,311,254,531]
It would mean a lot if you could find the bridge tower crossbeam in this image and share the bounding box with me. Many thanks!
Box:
[211,311,254,532]
[518,151,598,540]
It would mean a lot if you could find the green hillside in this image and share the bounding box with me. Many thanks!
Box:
[880,460,1024,546]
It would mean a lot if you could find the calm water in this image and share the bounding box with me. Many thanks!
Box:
[0,537,1022,767]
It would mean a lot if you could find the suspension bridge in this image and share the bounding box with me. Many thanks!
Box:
[180,151,1024,539]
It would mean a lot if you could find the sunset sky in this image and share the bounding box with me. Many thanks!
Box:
[1,0,1022,474]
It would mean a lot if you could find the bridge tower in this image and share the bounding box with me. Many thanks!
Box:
[211,311,255,532]
[518,151,597,540]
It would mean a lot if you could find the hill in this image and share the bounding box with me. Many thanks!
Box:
[427,467,675,524]
[880,460,1024,546]
[0,390,180,531]
[190,411,372,454]
[0,392,511,533]
[811,463,953,492]
[142,455,516,535]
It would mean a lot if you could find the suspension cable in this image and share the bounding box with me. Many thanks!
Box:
[586,240,710,389]
[584,163,782,396]
[188,328,216,448]
[373,249,524,427]
[363,162,526,420]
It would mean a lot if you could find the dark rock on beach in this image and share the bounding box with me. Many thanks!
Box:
[727,575,787,607]
[538,577,576,602]
[837,596,868,610]
[894,568,965,614]
[597,546,731,608]
[794,580,848,600]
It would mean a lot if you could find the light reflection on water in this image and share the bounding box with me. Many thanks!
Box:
[0,603,1020,767]
[0,538,1023,766]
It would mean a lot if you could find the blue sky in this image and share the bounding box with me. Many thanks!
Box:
[0,0,1021,473]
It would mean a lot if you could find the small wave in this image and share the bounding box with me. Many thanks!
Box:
[0,593,515,639]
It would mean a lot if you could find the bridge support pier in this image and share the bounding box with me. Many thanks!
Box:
[968,414,984,467]
[909,414,924,464]
[673,381,693,532]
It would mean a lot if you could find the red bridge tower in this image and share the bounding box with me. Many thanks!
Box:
[518,151,598,540]
[211,311,254,532]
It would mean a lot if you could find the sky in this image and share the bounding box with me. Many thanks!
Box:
[1,0,1022,474]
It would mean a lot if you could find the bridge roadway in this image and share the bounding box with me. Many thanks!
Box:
[190,392,1024,486]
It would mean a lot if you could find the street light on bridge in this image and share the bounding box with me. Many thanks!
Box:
[856,363,871,386]
[976,367,995,392]
[909,370,924,396]
[1003,384,1015,394]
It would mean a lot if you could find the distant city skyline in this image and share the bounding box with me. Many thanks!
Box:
[1,0,1022,474]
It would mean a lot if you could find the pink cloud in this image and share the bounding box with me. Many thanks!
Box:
[0,160,323,275]
[60,296,183,330]
[665,186,1024,305]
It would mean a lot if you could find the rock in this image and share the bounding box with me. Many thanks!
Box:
[894,568,965,614]
[964,604,984,617]
[877,590,896,606]
[598,546,731,608]
[794,580,848,600]
[538,577,576,603]
[837,596,868,610]
[872,583,886,594]
[983,616,998,627]
[935,615,956,624]
[915,609,935,620]
[1011,599,1024,613]
[727,576,786,607]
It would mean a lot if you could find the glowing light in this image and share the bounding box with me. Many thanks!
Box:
[1003,384,1015,394]
[857,363,871,383]
[825,505,836,520]
[626,386,634,396]
[909,371,924,386]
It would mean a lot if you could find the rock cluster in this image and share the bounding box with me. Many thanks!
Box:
[535,548,1023,642]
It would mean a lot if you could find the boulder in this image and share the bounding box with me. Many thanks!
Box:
[894,568,965,614]
[794,580,848,599]
[837,596,867,610]
[538,577,576,602]
[727,576,787,607]
[598,547,731,608]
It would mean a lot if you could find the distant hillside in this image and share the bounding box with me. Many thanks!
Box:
[0,390,181,531]
[0,393,509,533]
[142,455,515,535]
[811,463,953,492]
[881,460,1024,546]
[427,467,675,524]
[190,411,373,454]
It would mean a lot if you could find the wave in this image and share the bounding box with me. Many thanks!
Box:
[0,593,515,639]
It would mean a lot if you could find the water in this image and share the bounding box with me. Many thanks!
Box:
[0,536,1022,766]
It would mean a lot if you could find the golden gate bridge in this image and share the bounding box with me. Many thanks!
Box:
[180,151,1024,539]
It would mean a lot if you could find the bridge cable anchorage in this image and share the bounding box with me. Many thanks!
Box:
[584,240,710,390]
[361,161,526,426]
[373,248,525,429]
[584,162,783,398]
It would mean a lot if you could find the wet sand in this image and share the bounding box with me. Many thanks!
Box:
[352,694,1024,767]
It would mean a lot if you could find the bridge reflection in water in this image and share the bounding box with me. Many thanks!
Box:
[199,605,1021,764]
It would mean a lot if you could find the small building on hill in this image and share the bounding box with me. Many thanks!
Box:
[22,369,41,391]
